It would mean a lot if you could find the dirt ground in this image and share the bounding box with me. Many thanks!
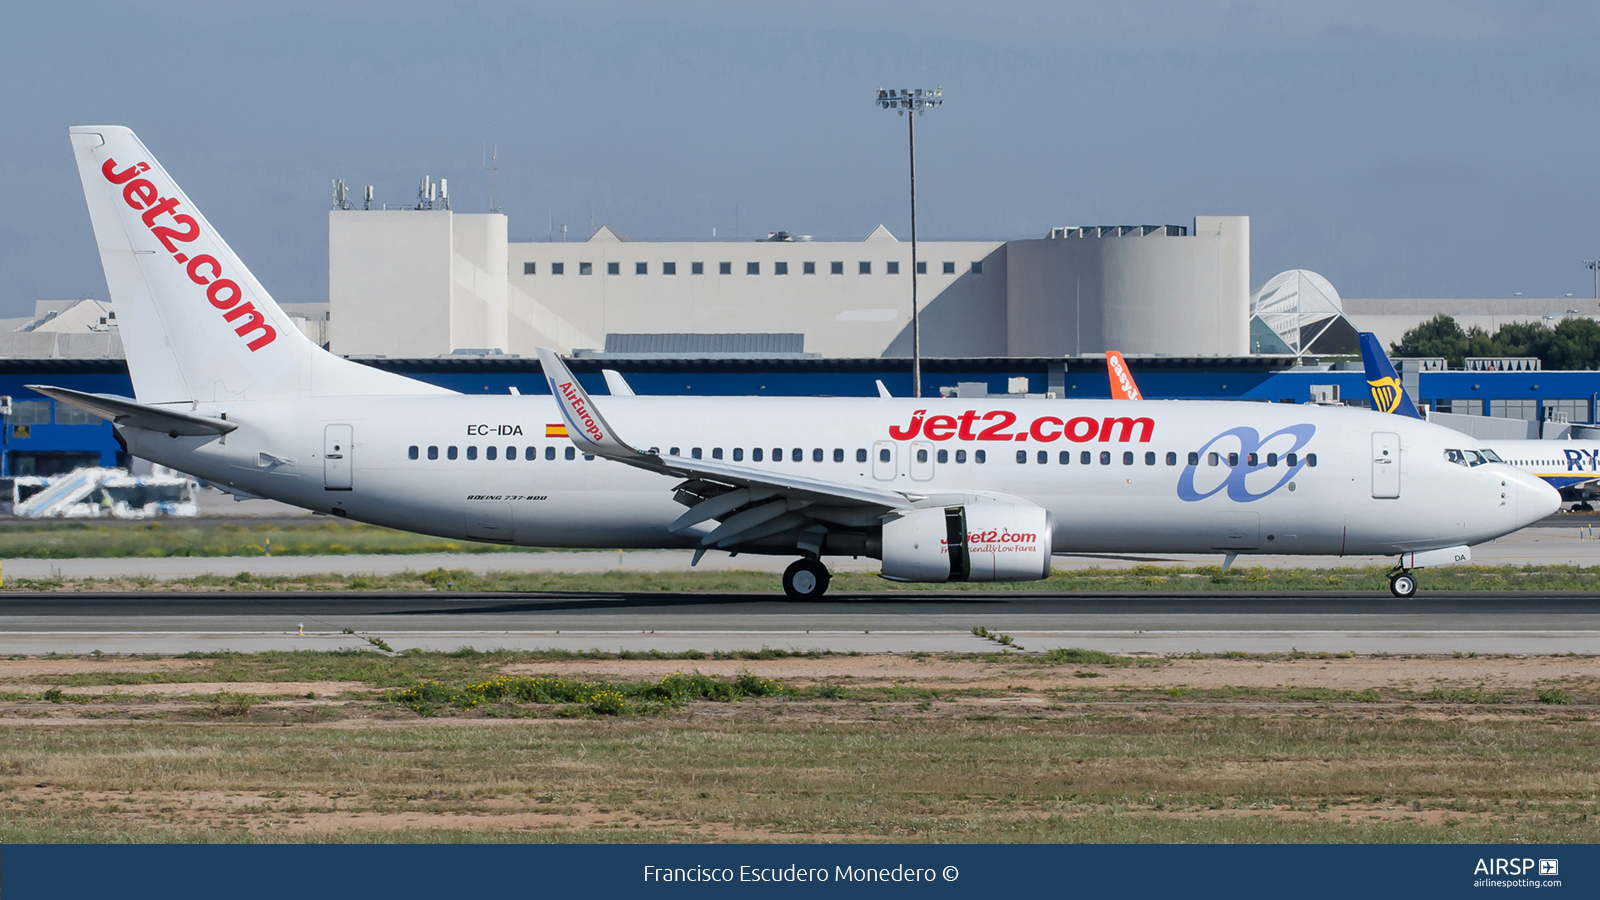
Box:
[0,652,1594,842]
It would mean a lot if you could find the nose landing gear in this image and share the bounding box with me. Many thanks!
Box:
[1388,569,1417,599]
[782,558,832,600]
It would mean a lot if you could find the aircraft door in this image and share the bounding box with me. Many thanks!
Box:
[324,424,353,491]
[1372,432,1400,499]
[910,441,934,481]
[872,441,897,481]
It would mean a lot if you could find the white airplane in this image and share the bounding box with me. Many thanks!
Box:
[37,126,1558,600]
[1358,334,1600,505]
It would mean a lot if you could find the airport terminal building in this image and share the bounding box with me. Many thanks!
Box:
[3,202,1600,478]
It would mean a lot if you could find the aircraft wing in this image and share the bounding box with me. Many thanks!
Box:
[536,348,918,552]
[26,385,237,436]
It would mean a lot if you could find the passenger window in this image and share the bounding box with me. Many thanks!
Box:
[1307,453,1318,467]
[585,454,595,461]
[1166,452,1177,466]
[1016,450,1027,464]
[408,445,419,460]
[565,447,575,460]
[856,449,867,463]
[734,448,744,461]
[1123,451,1134,465]
[467,446,478,460]
[792,448,803,462]
[956,449,967,464]
[1145,452,1156,466]
[486,446,497,460]
[506,446,515,460]
[1267,453,1278,467]
[669,447,680,456]
[919,448,930,463]
[1286,452,1297,467]
[938,449,948,463]
[1246,452,1256,466]
[1100,451,1111,465]
[751,448,761,462]
[1060,451,1070,464]
[544,446,555,460]
[524,446,534,460]
[975,450,986,464]
[447,446,458,460]
[428,446,439,460]
[1037,451,1047,464]
[713,448,723,460]
[693,448,703,459]
[813,448,823,462]
[1227,452,1238,467]
[1187,452,1197,466]
[834,448,844,462]
[1080,451,1091,465]
[879,448,890,463]
[772,447,782,461]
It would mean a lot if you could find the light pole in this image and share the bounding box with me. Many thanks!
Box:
[1586,259,1599,302]
[877,86,943,398]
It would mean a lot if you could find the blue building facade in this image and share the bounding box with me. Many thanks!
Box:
[1,356,1595,477]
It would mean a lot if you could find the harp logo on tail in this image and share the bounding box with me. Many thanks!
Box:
[1368,377,1403,414]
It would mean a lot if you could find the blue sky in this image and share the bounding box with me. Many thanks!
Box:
[4,1,1600,316]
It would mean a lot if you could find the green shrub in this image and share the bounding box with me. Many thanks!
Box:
[1537,689,1571,705]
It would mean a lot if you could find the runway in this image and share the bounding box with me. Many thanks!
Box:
[2,590,1597,655]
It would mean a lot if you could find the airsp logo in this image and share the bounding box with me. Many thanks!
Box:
[1539,859,1559,876]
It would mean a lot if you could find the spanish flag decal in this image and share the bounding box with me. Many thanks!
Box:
[545,423,568,438]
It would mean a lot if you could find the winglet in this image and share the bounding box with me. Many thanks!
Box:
[602,369,636,396]
[1358,333,1424,419]
[1106,351,1142,400]
[875,379,892,399]
[536,348,640,457]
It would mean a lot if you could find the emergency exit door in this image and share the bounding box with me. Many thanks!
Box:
[1371,432,1400,499]
[325,424,353,490]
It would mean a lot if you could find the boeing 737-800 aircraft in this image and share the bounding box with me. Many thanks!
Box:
[37,127,1558,599]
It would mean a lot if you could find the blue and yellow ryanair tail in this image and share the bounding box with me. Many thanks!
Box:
[1358,333,1424,419]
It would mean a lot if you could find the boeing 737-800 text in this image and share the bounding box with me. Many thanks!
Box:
[37,127,1559,599]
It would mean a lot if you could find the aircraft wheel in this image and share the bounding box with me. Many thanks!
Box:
[783,558,831,600]
[1389,571,1417,599]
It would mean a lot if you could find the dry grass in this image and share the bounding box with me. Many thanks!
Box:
[0,650,1595,843]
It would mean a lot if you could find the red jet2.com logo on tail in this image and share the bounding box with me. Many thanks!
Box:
[100,158,276,352]
[558,382,606,442]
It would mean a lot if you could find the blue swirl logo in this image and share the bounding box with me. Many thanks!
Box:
[1177,424,1316,502]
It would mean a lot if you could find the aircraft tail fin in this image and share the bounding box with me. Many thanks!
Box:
[1358,332,1424,418]
[67,126,446,404]
[1106,351,1143,400]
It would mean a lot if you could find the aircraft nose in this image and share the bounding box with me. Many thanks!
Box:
[1505,466,1561,529]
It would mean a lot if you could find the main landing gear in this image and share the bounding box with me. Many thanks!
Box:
[782,558,832,600]
[1388,569,1418,599]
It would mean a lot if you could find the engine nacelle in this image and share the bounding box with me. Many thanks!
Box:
[880,503,1053,583]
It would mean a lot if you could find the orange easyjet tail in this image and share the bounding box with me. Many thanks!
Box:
[1106,351,1143,400]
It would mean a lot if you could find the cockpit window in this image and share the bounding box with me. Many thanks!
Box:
[1445,449,1467,467]
[1464,450,1489,467]
[1479,449,1504,463]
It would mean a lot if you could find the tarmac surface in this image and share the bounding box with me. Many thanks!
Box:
[2,590,1596,656]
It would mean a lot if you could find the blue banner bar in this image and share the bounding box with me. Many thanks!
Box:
[3,844,1593,898]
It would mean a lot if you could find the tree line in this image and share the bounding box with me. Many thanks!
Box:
[1390,314,1600,369]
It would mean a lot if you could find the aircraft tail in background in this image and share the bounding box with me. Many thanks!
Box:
[1106,351,1143,400]
[1358,333,1424,419]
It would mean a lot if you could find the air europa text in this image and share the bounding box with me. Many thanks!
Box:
[100,157,277,352]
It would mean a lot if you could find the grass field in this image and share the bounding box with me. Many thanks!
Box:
[0,649,1594,843]
[8,562,1600,593]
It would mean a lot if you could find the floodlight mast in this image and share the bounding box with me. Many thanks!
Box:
[1586,259,1599,301]
[877,86,943,397]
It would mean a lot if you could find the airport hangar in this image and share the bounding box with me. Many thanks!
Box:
[2,202,1599,478]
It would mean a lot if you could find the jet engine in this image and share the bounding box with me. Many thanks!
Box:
[880,503,1054,583]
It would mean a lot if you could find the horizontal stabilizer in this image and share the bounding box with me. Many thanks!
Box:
[26,385,237,436]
